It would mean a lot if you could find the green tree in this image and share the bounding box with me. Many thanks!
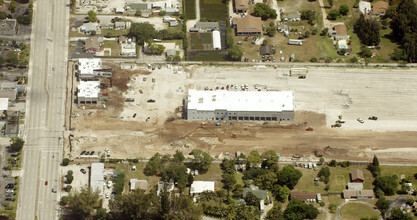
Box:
[339,5,349,15]
[173,150,185,163]
[275,185,291,202]
[87,10,98,22]
[329,204,337,213]
[257,171,277,190]
[135,10,142,17]
[247,150,261,168]
[354,14,381,46]
[301,10,317,25]
[66,174,74,184]
[372,155,380,166]
[266,26,276,37]
[128,23,156,45]
[187,172,194,186]
[109,188,158,219]
[376,196,390,215]
[60,196,69,205]
[67,187,102,218]
[163,164,188,192]
[267,204,284,220]
[0,11,7,20]
[374,176,399,196]
[144,153,164,176]
[227,45,243,61]
[7,51,18,66]
[244,191,260,206]
[190,149,213,172]
[317,166,330,183]
[328,0,333,8]
[253,3,277,20]
[389,208,411,220]
[221,158,236,174]
[327,9,340,20]
[9,1,17,13]
[147,43,165,55]
[17,15,32,25]
[96,207,107,220]
[9,137,24,152]
[261,150,278,169]
[284,199,319,220]
[62,158,70,166]
[222,173,236,191]
[276,165,302,189]
[360,46,373,58]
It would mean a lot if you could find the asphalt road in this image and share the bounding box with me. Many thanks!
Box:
[17,0,69,219]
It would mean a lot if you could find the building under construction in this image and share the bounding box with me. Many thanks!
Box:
[186,89,294,122]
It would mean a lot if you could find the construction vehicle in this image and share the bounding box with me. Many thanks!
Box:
[338,114,343,119]
[232,133,237,138]
[305,127,313,131]
[336,119,345,124]
[201,122,206,127]
[216,112,228,126]
[331,123,341,128]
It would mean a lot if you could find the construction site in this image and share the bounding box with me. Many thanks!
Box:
[66,63,417,163]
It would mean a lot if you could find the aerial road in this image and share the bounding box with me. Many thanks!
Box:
[17,0,69,219]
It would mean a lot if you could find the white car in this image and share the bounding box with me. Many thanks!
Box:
[357,118,364,123]
[107,181,113,188]
[105,193,110,199]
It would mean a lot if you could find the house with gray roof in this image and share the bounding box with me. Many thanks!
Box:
[243,186,268,201]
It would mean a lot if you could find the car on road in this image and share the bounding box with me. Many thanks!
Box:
[45,181,48,185]
[80,168,86,174]
[85,151,90,156]
[368,116,378,120]
[52,186,57,193]
[357,118,364,123]
[80,150,86,155]
[90,151,95,155]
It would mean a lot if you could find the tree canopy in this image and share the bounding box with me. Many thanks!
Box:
[284,199,319,220]
[253,3,277,20]
[276,165,302,189]
[354,14,381,46]
[376,196,390,215]
[128,23,157,45]
[339,5,349,15]
[190,149,213,172]
[247,150,261,168]
[67,187,102,218]
[374,176,399,196]
[87,10,98,23]
[10,137,24,152]
[227,45,243,61]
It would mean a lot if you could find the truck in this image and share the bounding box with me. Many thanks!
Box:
[289,68,308,78]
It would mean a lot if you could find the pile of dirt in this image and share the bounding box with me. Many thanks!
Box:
[104,62,150,92]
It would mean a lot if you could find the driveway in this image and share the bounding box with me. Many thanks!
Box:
[270,0,281,22]
[318,0,331,28]
[386,196,410,218]
[186,0,201,29]
[336,200,382,220]
[72,15,168,30]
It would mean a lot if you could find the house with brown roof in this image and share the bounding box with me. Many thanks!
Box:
[85,37,102,53]
[343,189,374,199]
[350,169,365,183]
[232,16,262,36]
[290,192,317,202]
[234,0,249,13]
[333,24,349,41]
[372,1,389,16]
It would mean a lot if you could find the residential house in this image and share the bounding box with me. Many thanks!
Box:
[115,22,126,30]
[343,189,374,199]
[0,19,16,35]
[85,37,101,53]
[359,1,371,14]
[190,22,219,32]
[333,24,349,41]
[243,185,268,201]
[190,181,215,196]
[259,46,275,55]
[121,43,137,57]
[81,22,98,35]
[169,21,179,27]
[285,12,301,21]
[290,192,317,202]
[128,2,151,11]
[347,182,364,190]
[165,7,179,15]
[234,0,249,13]
[157,181,175,195]
[277,24,289,32]
[118,36,127,44]
[232,16,262,36]
[350,169,364,183]
[372,1,389,16]
[130,179,148,191]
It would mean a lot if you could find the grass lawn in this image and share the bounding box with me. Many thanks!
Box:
[328,166,374,192]
[69,30,86,37]
[200,0,227,21]
[340,203,379,220]
[101,40,122,56]
[188,50,227,61]
[294,168,327,194]
[194,163,224,190]
[108,162,160,193]
[380,166,417,186]
[366,27,400,63]
[184,0,196,19]
[190,33,203,49]
[100,29,128,37]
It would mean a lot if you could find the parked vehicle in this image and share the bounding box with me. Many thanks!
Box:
[52,186,57,193]
[80,169,86,174]
[147,99,156,103]
[80,150,86,155]
[357,118,364,123]
[368,116,378,120]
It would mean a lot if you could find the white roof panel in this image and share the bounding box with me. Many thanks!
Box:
[0,98,8,111]
[190,181,215,194]
[187,89,294,112]
[78,81,100,98]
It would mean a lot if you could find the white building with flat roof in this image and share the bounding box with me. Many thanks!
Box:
[78,58,102,78]
[90,163,104,196]
[0,98,8,112]
[190,181,215,196]
[212,30,221,50]
[186,90,294,122]
[78,81,100,104]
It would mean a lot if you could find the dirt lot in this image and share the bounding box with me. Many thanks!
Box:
[69,64,417,163]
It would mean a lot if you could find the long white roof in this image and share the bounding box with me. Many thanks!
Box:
[190,181,215,194]
[187,89,294,112]
[78,81,100,98]
[78,58,102,75]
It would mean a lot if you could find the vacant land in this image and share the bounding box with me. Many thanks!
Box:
[190,32,212,50]
[340,203,379,220]
[70,65,417,163]
[101,41,121,56]
[200,0,227,21]
[184,0,197,19]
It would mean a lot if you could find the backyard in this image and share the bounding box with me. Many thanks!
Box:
[340,203,379,219]
[184,0,196,19]
[190,32,213,50]
[111,162,160,193]
[200,0,227,21]
[101,40,121,56]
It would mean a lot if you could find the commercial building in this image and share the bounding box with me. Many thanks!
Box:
[186,90,294,122]
[90,163,105,196]
[190,181,215,196]
[212,30,221,50]
[78,58,102,79]
[77,81,100,104]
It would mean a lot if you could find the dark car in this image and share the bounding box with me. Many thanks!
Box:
[5,198,12,201]
[147,99,156,103]
[298,36,304,40]
[80,168,86,174]
[5,184,14,189]
[90,151,95,155]
[133,113,137,118]
[80,150,86,155]
[85,151,90,156]
[368,116,378,120]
